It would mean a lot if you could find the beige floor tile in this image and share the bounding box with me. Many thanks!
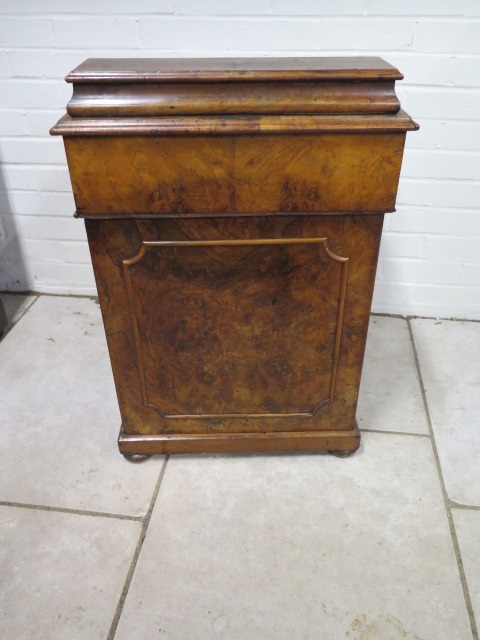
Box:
[411,319,480,506]
[357,316,429,434]
[452,509,480,633]
[0,293,37,328]
[0,295,162,516]
[0,505,140,640]
[115,433,471,640]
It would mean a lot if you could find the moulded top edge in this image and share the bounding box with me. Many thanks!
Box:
[50,111,419,137]
[65,57,404,83]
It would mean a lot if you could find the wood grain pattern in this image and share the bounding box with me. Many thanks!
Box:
[85,214,383,441]
[51,111,418,137]
[51,57,418,136]
[65,133,406,216]
[66,56,404,83]
[67,80,400,117]
[53,56,417,456]
[118,422,361,455]
[122,237,348,418]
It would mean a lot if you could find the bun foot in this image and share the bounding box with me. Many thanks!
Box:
[329,448,359,458]
[123,453,152,463]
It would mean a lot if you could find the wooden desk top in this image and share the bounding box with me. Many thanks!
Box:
[66,56,403,83]
[51,56,418,136]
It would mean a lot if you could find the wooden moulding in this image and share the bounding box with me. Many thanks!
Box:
[49,57,419,135]
[65,56,404,83]
[66,80,401,117]
[118,422,361,455]
[51,111,418,137]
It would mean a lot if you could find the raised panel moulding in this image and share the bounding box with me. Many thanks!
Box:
[122,238,349,420]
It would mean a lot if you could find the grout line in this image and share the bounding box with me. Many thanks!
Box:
[107,455,169,640]
[360,427,431,438]
[407,318,479,640]
[449,502,480,513]
[372,312,480,324]
[0,290,98,301]
[0,500,143,522]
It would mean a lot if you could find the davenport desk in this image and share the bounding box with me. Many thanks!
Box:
[51,57,418,459]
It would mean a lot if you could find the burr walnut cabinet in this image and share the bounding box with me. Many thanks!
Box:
[51,57,417,458]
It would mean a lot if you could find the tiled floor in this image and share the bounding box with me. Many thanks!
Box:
[1,294,479,640]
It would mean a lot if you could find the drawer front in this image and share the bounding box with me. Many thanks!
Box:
[66,133,405,217]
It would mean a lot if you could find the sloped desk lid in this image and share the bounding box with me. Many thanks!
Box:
[51,57,418,136]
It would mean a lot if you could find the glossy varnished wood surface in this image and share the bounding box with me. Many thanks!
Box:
[50,57,418,130]
[67,80,400,117]
[51,57,418,138]
[123,238,346,418]
[86,214,383,444]
[65,134,405,216]
[118,423,361,455]
[52,56,417,455]
[52,111,417,137]
[66,56,404,83]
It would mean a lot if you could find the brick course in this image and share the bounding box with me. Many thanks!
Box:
[0,1,478,318]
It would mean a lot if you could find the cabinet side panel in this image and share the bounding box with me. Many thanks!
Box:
[85,219,154,431]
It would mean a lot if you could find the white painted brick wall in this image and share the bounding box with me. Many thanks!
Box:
[0,1,479,318]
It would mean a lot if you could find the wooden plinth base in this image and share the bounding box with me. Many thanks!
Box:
[118,422,360,456]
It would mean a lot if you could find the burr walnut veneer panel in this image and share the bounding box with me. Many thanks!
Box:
[86,215,382,451]
[65,134,405,216]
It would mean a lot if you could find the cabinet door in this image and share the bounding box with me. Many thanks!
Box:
[86,213,383,442]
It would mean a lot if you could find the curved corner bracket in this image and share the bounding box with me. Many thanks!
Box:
[322,238,349,264]
[147,402,166,418]
[311,397,331,416]
[122,243,147,267]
